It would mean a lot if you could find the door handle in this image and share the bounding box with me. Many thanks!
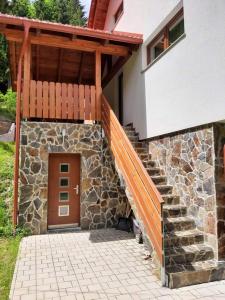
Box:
[74,185,79,195]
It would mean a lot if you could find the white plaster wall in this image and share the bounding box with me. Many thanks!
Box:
[103,0,225,139]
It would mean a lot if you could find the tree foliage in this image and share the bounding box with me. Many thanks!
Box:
[0,0,87,92]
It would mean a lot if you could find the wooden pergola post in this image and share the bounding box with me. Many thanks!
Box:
[13,23,30,227]
[95,50,102,121]
[23,39,31,118]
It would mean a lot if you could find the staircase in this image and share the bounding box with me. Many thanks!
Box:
[123,124,225,288]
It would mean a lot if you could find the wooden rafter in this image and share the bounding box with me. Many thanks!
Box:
[1,28,130,57]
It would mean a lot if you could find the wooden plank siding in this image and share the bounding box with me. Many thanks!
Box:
[24,80,97,121]
[101,95,164,265]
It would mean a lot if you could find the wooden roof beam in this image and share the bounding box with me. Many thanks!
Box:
[1,28,130,56]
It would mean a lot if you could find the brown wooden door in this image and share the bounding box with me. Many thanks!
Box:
[48,153,80,227]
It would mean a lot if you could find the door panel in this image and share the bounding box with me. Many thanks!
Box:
[48,153,80,227]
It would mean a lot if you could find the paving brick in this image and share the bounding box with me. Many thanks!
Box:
[9,229,225,300]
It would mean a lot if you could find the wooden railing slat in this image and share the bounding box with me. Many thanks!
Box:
[55,82,62,119]
[36,81,43,118]
[74,84,79,120]
[43,81,49,118]
[90,86,96,121]
[67,84,73,120]
[29,80,36,118]
[61,83,68,120]
[49,82,55,119]
[79,85,84,120]
[84,85,91,120]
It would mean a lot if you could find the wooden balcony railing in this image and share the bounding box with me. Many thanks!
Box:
[102,95,164,264]
[22,80,99,121]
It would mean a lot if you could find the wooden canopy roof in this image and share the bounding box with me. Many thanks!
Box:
[88,0,110,30]
[0,14,143,90]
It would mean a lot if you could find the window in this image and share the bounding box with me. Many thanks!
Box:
[114,2,123,24]
[58,205,69,216]
[59,192,69,202]
[59,178,69,187]
[147,9,184,65]
[60,163,69,173]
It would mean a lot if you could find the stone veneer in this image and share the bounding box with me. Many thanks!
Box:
[148,125,218,257]
[19,122,128,234]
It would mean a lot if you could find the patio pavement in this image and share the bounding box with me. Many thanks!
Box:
[9,229,225,300]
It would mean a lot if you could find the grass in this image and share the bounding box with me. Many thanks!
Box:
[0,237,21,300]
[0,142,22,300]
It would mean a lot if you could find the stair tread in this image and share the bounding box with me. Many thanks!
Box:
[165,243,213,256]
[164,216,194,223]
[165,228,203,238]
[156,184,173,189]
[163,204,186,210]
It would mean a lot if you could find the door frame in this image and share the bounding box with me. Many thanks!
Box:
[47,152,81,229]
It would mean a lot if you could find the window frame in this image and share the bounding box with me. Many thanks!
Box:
[147,8,184,65]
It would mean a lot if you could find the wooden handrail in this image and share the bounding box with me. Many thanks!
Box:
[102,95,164,264]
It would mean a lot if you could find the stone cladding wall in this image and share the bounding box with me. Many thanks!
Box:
[214,123,225,260]
[148,125,218,256]
[19,122,128,234]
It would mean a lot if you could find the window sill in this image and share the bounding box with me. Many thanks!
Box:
[142,33,186,73]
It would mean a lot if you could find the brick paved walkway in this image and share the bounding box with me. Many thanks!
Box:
[9,229,225,300]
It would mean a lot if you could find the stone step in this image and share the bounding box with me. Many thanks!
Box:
[125,130,138,137]
[162,195,180,205]
[127,135,139,142]
[135,147,148,154]
[166,260,225,289]
[163,204,187,218]
[151,175,167,185]
[164,216,196,232]
[138,153,151,160]
[131,141,145,148]
[164,229,204,248]
[123,125,133,130]
[165,244,214,266]
[156,185,173,195]
[146,167,161,176]
[143,160,156,168]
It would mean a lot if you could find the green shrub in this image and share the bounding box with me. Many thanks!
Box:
[0,89,16,120]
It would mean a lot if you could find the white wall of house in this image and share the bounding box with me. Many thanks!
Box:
[103,0,225,139]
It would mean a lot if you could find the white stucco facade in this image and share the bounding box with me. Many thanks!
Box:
[103,0,225,139]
